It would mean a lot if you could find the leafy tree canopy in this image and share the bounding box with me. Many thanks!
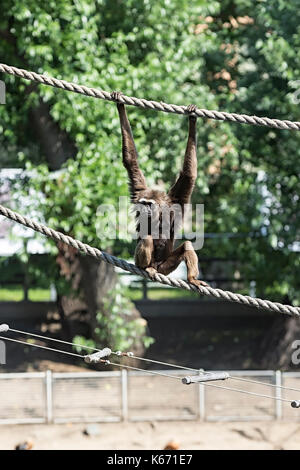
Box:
[0,0,299,303]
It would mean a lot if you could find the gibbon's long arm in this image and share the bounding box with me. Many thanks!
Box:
[115,98,147,201]
[168,108,197,206]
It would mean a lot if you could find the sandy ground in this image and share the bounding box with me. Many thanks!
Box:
[0,421,300,450]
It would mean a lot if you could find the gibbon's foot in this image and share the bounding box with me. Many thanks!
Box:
[186,104,197,117]
[188,278,209,288]
[111,91,123,102]
[145,267,158,279]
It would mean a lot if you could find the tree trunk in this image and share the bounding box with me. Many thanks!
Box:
[79,255,146,359]
[2,30,147,357]
[56,248,146,359]
[29,95,146,357]
[79,255,117,339]
[30,101,77,170]
[258,315,300,369]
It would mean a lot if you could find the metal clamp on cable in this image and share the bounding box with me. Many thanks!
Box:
[182,372,230,385]
[115,351,134,357]
[291,400,300,408]
[84,348,112,364]
[0,324,9,333]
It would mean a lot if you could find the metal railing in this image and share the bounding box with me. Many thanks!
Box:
[0,370,299,424]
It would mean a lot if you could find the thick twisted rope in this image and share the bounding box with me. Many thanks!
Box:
[1,63,300,131]
[0,204,299,317]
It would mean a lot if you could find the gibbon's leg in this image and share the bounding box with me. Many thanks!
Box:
[134,235,157,277]
[112,92,147,201]
[168,105,198,206]
[157,241,208,287]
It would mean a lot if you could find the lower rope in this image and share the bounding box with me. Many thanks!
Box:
[0,203,299,317]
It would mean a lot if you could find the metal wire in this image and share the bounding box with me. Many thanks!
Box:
[201,381,292,404]
[0,335,84,359]
[1,333,295,403]
[7,327,300,394]
[9,328,99,352]
[230,376,300,394]
[0,332,181,380]
[123,354,300,395]
[118,353,200,373]
[106,360,182,380]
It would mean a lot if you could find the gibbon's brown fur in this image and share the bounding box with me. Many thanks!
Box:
[113,92,207,287]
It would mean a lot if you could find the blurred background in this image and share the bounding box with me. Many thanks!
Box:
[0,0,299,450]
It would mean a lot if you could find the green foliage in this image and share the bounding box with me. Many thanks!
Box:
[74,282,154,353]
[0,286,51,301]
[126,286,199,301]
[0,0,299,307]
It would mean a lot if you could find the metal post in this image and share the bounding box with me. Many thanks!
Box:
[275,370,282,420]
[198,370,205,421]
[142,279,148,299]
[23,241,29,301]
[23,271,29,301]
[121,369,128,421]
[45,370,53,424]
[0,79,6,104]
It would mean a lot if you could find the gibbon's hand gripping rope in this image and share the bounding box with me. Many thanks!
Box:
[1,62,300,130]
[0,204,299,316]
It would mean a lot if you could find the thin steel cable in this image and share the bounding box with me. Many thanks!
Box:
[0,333,181,380]
[0,335,84,359]
[9,327,206,374]
[131,354,300,395]
[0,204,299,316]
[132,354,300,395]
[230,376,300,394]
[1,63,300,131]
[10,327,198,372]
[201,381,293,404]
[118,353,200,372]
[106,360,182,380]
[9,328,99,352]
[7,327,300,394]
[132,357,300,395]
[127,352,300,394]
[1,330,299,402]
[1,334,293,402]
[129,355,300,393]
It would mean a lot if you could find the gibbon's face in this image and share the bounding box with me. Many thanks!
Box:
[138,197,157,217]
[136,189,170,217]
